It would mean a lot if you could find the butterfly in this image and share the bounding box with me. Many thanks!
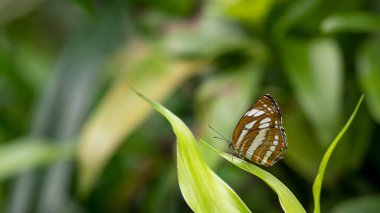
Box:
[210,94,287,167]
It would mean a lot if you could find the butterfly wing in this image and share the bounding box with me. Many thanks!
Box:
[243,127,287,166]
[231,94,287,166]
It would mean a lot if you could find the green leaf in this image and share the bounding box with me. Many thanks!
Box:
[324,108,373,182]
[357,36,380,123]
[134,90,251,213]
[331,194,380,213]
[321,12,380,34]
[0,139,75,181]
[281,37,343,146]
[204,141,305,213]
[222,0,276,25]
[165,17,268,61]
[271,0,319,39]
[312,95,364,213]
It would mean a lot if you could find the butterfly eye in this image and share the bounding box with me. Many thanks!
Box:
[230,94,287,167]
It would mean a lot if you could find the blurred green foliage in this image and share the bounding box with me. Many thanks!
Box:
[0,0,380,212]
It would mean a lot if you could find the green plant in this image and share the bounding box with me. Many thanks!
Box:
[136,90,364,212]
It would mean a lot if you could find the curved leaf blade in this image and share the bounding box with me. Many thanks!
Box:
[135,91,251,213]
[204,141,305,213]
[357,36,380,123]
[312,95,364,213]
[321,12,380,34]
[0,139,75,181]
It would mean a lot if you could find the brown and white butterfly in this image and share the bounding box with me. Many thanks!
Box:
[212,94,287,167]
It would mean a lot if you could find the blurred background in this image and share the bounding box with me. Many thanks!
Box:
[1,0,380,212]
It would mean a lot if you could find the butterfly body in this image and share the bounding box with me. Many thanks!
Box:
[231,94,287,167]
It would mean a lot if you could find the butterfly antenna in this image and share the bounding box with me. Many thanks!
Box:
[208,124,236,163]
[207,125,229,141]
[213,136,228,142]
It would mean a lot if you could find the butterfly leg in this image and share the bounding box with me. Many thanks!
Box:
[237,139,252,169]
[228,140,251,170]
[227,141,235,162]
